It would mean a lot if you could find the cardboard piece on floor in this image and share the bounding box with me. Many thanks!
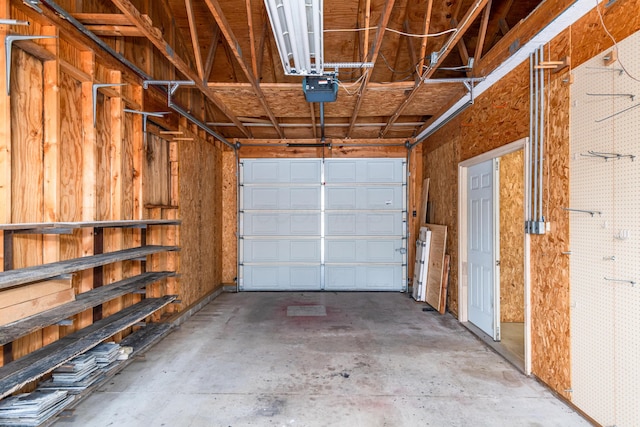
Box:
[423,224,447,313]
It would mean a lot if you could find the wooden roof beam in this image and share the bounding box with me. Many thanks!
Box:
[483,0,515,50]
[203,26,221,82]
[246,0,259,78]
[202,0,284,138]
[346,0,395,138]
[184,0,205,80]
[474,0,493,64]
[380,0,489,137]
[108,0,251,137]
[416,0,434,79]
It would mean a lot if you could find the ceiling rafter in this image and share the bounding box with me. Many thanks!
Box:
[109,0,252,137]
[203,26,221,82]
[390,6,413,82]
[361,0,372,79]
[256,7,269,79]
[380,0,490,137]
[184,0,204,80]
[484,0,515,49]
[474,0,492,64]
[346,0,396,138]
[246,0,259,78]
[201,0,284,138]
[415,0,434,82]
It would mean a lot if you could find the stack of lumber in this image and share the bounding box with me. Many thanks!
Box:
[0,390,73,426]
[87,343,124,366]
[39,354,101,393]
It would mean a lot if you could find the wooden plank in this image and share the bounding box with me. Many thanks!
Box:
[0,220,180,230]
[439,254,450,314]
[424,223,447,312]
[474,0,492,62]
[203,26,220,82]
[0,289,75,326]
[0,246,178,291]
[0,272,174,345]
[0,296,176,399]
[71,13,135,26]
[418,178,430,225]
[84,24,144,37]
[416,0,434,80]
[184,0,205,79]
[0,279,71,309]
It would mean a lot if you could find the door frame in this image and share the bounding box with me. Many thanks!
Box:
[458,138,531,374]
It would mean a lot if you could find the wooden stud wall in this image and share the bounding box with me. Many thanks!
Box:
[422,0,640,400]
[0,0,224,372]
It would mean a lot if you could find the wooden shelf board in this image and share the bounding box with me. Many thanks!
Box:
[0,296,176,399]
[0,271,175,346]
[0,246,179,291]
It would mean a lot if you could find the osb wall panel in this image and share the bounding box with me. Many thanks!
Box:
[222,150,237,284]
[499,150,525,323]
[423,139,459,314]
[178,135,224,308]
[421,0,640,398]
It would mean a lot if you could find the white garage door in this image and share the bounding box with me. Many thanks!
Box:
[239,158,406,291]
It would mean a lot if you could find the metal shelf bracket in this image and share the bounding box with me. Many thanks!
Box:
[5,34,56,95]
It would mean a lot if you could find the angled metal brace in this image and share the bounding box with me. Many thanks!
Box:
[22,0,43,13]
[142,80,196,103]
[123,109,169,134]
[92,83,127,126]
[5,34,56,95]
[123,109,170,152]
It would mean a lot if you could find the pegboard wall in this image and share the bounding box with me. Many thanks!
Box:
[570,29,640,427]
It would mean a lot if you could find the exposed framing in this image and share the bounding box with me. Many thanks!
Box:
[458,137,531,374]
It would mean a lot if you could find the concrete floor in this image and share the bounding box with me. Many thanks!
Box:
[500,322,525,365]
[56,293,590,427]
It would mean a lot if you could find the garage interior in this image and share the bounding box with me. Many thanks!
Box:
[0,0,638,425]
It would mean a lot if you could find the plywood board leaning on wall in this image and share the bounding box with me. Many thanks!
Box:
[424,224,447,313]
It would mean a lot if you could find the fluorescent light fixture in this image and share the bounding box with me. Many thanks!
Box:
[264,0,323,76]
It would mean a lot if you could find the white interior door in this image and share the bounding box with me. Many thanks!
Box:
[467,159,500,340]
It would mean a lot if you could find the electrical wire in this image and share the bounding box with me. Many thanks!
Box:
[384,27,457,38]
[595,0,640,83]
[323,26,456,38]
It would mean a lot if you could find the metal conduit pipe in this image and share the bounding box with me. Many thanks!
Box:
[538,46,545,223]
[39,0,236,150]
[531,49,540,226]
[527,49,534,227]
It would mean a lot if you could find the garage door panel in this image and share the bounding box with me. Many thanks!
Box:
[243,265,320,290]
[325,186,402,210]
[326,239,403,263]
[243,159,321,183]
[325,212,403,236]
[325,265,403,290]
[244,239,320,262]
[243,212,321,235]
[243,186,320,210]
[325,159,404,183]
